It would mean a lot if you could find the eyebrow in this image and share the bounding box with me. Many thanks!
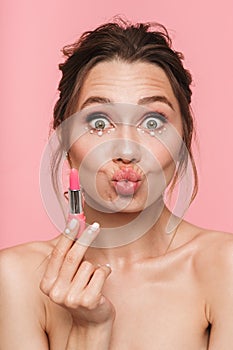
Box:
[79,95,175,111]
[138,96,174,111]
[80,97,112,109]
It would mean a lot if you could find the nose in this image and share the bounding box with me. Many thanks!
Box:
[112,135,142,165]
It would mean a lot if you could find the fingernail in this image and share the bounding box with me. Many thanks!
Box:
[64,218,78,235]
[91,222,100,231]
[87,222,100,234]
[69,218,78,230]
[97,263,111,269]
[64,228,70,234]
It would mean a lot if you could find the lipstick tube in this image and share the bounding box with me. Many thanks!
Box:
[68,168,86,237]
[69,189,83,215]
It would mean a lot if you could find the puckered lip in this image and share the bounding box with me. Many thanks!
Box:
[112,166,142,182]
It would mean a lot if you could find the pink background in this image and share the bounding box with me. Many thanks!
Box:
[1,0,233,248]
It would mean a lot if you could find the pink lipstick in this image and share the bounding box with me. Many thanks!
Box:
[69,168,86,235]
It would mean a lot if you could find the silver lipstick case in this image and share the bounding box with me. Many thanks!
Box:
[69,189,83,214]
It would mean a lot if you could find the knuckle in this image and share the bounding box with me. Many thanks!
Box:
[64,253,77,265]
[49,286,64,304]
[80,293,100,310]
[40,276,54,295]
[64,293,80,308]
[81,295,94,309]
[81,261,94,272]
[51,246,66,260]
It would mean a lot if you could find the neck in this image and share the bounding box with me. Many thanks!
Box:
[84,202,181,268]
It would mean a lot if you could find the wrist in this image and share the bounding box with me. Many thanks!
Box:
[66,321,114,350]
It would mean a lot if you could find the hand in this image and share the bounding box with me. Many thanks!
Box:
[40,219,115,327]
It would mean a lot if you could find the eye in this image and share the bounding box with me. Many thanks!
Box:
[139,112,167,131]
[86,113,113,131]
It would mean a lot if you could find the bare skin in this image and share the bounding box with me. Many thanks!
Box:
[1,218,233,349]
[1,61,233,349]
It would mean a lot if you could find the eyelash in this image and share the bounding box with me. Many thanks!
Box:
[85,111,168,134]
[138,112,167,132]
[86,112,115,134]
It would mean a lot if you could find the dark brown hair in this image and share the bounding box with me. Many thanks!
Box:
[52,17,198,203]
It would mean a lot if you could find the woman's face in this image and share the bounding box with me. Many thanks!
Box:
[68,59,183,213]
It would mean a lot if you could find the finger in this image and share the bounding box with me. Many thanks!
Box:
[52,222,100,283]
[49,261,96,305]
[40,218,79,293]
[83,265,112,301]
[69,260,96,290]
[64,265,111,309]
[41,221,100,295]
[76,222,100,247]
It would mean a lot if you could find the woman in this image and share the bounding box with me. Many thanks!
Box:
[1,18,233,350]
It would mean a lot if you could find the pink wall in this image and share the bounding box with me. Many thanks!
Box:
[1,0,233,248]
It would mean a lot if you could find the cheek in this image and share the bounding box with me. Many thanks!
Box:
[69,143,86,167]
[144,134,182,185]
[69,136,101,168]
[95,170,116,200]
[156,148,176,185]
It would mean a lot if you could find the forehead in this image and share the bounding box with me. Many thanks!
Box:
[76,59,180,112]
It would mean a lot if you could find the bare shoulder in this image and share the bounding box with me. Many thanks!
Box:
[181,222,233,316]
[200,229,233,276]
[176,220,233,282]
[189,225,233,265]
[0,237,58,287]
[197,231,233,331]
[0,238,60,349]
[179,219,233,258]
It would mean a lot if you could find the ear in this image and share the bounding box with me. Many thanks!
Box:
[65,151,73,168]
